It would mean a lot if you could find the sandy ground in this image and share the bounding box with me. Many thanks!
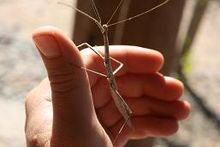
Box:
[0,0,220,147]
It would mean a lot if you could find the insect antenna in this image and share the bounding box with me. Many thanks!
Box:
[106,0,125,25]
[108,0,170,27]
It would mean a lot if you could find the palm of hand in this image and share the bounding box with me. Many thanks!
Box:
[25,27,190,147]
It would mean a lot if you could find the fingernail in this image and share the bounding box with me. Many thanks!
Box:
[33,35,61,58]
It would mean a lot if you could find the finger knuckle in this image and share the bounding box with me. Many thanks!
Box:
[49,73,85,96]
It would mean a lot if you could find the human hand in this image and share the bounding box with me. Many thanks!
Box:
[25,26,190,147]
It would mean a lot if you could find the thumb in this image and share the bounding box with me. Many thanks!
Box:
[32,26,97,141]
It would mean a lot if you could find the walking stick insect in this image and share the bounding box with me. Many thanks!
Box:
[58,0,169,143]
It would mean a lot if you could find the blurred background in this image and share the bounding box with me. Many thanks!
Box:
[0,0,220,146]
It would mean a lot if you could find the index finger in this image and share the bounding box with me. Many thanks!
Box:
[81,45,164,87]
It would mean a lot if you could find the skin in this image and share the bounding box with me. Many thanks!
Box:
[25,26,191,147]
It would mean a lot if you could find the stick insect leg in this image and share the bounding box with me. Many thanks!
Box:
[77,43,104,59]
[77,43,106,78]
[110,57,124,76]
[77,43,124,76]
[113,114,133,145]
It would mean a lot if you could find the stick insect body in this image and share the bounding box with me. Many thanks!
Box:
[59,0,169,141]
